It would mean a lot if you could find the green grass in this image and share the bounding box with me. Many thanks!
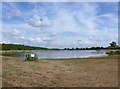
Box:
[106,51,120,56]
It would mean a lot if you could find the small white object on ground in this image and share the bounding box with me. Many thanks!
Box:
[31,54,35,57]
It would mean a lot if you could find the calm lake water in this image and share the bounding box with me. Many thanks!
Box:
[7,50,107,59]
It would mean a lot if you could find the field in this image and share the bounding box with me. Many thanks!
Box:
[2,55,118,87]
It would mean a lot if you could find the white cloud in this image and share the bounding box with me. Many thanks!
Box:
[28,15,53,27]
[13,28,21,34]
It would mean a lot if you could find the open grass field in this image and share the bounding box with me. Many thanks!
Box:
[2,55,118,87]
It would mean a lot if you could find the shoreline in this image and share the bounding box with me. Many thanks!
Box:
[1,54,118,60]
[1,49,119,53]
[1,49,119,61]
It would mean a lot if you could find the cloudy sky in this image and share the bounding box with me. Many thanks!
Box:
[2,2,118,48]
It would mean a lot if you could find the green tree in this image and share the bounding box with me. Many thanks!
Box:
[109,42,118,48]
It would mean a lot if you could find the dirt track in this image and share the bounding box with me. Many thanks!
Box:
[2,56,118,87]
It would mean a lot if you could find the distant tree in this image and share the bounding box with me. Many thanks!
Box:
[72,48,74,50]
[64,48,67,50]
[76,47,79,50]
[109,42,119,49]
[64,48,70,50]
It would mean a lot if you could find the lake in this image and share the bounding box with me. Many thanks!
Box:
[5,50,108,59]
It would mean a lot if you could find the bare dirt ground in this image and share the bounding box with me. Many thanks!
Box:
[2,56,118,87]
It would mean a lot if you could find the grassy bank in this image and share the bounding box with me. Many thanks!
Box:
[106,50,120,56]
[2,55,118,87]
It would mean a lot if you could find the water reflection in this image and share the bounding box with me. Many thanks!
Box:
[16,50,107,59]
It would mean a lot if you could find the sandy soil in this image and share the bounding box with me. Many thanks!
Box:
[2,56,118,87]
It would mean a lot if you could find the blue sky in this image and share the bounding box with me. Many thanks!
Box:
[2,2,118,48]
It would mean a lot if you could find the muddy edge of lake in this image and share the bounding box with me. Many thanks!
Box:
[0,49,119,53]
[2,55,118,87]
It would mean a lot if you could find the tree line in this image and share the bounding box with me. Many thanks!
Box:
[0,42,119,50]
[0,43,48,50]
[64,42,120,50]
